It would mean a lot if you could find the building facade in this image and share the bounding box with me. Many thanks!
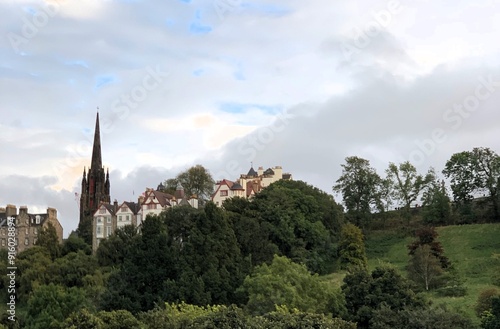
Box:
[0,205,63,253]
[92,184,198,252]
[212,165,292,206]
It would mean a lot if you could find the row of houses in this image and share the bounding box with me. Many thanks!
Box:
[92,183,198,250]
[92,165,292,252]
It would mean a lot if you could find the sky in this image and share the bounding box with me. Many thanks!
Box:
[1,0,500,237]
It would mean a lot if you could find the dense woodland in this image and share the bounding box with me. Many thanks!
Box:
[1,147,499,328]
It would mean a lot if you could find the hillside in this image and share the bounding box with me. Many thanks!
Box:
[365,223,500,323]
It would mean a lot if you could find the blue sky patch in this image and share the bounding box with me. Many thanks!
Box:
[220,102,282,115]
[193,68,205,76]
[189,9,212,34]
[94,75,118,90]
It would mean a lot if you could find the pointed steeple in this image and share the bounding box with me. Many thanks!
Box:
[90,112,102,172]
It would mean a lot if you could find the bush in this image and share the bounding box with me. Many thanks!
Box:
[475,288,500,317]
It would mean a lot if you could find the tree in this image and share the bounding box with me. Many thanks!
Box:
[35,222,61,260]
[407,245,443,290]
[421,180,451,225]
[241,255,346,316]
[408,227,450,269]
[62,232,92,256]
[163,164,215,201]
[25,283,89,329]
[342,266,421,329]
[443,147,500,221]
[338,223,368,270]
[63,309,102,329]
[386,162,434,223]
[333,156,384,227]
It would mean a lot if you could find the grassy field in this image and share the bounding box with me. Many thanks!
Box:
[365,223,500,323]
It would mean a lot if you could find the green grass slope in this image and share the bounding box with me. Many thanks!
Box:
[365,223,500,322]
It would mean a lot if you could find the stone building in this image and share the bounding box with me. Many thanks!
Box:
[0,204,63,253]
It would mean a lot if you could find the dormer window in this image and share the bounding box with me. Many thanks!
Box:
[99,208,106,214]
[35,215,41,224]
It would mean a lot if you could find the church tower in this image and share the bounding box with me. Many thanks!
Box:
[79,112,111,228]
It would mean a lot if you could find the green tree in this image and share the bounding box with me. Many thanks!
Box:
[97,310,144,329]
[64,308,102,329]
[241,255,346,316]
[342,266,421,329]
[25,283,89,329]
[443,147,500,221]
[35,222,61,260]
[421,180,451,225]
[100,215,174,314]
[253,181,336,274]
[407,245,443,291]
[62,231,92,256]
[96,224,138,267]
[338,223,368,270]
[333,156,384,227]
[163,164,215,201]
[386,162,435,223]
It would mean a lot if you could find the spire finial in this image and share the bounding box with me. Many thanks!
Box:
[90,112,102,171]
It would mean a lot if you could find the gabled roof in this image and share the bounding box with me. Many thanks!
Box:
[211,179,235,199]
[146,190,174,207]
[93,202,116,217]
[121,201,141,214]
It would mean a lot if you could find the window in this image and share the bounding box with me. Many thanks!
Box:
[25,228,29,235]
[106,226,112,237]
[1,239,5,246]
[97,227,102,235]
[99,208,106,214]
[220,190,228,197]
[1,229,4,235]
[126,215,130,221]
[147,204,157,210]
[97,217,102,223]
[33,237,37,245]
[121,206,128,212]
[33,227,38,235]
[24,238,29,246]
[25,218,29,224]
[35,215,40,224]
[118,215,122,221]
[106,216,111,224]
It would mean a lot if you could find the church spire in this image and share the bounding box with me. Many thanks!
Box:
[90,112,102,172]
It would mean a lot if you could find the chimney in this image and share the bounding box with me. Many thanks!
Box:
[19,205,28,216]
[6,204,17,218]
[258,166,264,176]
[138,195,145,205]
[47,207,57,219]
[113,199,118,213]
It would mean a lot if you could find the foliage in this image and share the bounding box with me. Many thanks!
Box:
[64,308,102,329]
[342,266,421,329]
[97,309,144,329]
[163,164,215,201]
[241,255,346,316]
[338,223,368,270]
[253,180,339,273]
[407,244,443,291]
[257,306,356,329]
[476,288,500,317]
[421,180,452,225]
[333,156,384,227]
[25,283,89,329]
[481,296,500,329]
[443,147,500,221]
[408,227,450,269]
[62,231,92,256]
[35,222,61,260]
[386,162,435,223]
[371,304,476,329]
[96,224,139,267]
